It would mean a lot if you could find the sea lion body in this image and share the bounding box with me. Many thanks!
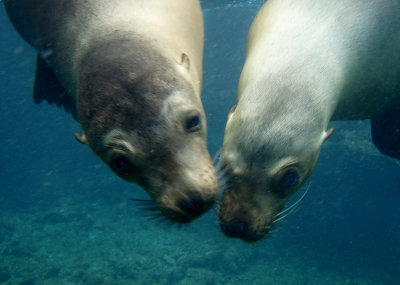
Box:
[219,0,400,242]
[5,0,219,223]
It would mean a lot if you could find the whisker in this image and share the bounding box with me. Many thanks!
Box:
[213,149,231,180]
[212,150,236,229]
[273,209,297,224]
[142,212,162,219]
[144,212,174,226]
[212,148,222,165]
[218,177,228,190]
[129,198,173,225]
[258,219,289,242]
[215,160,232,191]
[129,199,189,228]
[264,224,282,238]
[273,183,311,223]
[130,198,153,203]
[215,157,229,173]
[217,166,230,181]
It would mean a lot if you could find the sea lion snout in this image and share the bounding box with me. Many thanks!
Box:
[159,190,217,223]
[220,216,269,243]
[217,167,270,242]
[177,191,213,218]
[219,186,276,243]
[217,154,301,242]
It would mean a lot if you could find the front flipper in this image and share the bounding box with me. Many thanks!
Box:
[33,54,78,121]
[371,104,400,160]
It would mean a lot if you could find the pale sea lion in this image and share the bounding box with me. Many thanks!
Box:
[4,0,219,223]
[219,0,400,242]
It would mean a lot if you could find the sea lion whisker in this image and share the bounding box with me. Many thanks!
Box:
[142,211,178,227]
[142,213,161,219]
[129,198,153,203]
[263,224,281,238]
[137,206,160,212]
[140,210,185,227]
[129,199,170,221]
[213,153,231,179]
[138,207,162,216]
[273,183,310,223]
[215,159,233,194]
[215,159,231,175]
[147,213,166,221]
[218,176,228,190]
[272,209,296,224]
[217,167,230,182]
[212,148,222,165]
[130,199,160,212]
[129,198,157,207]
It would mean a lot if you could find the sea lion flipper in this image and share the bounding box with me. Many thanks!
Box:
[33,54,78,121]
[371,106,400,159]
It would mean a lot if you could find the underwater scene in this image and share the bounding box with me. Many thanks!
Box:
[1,0,399,284]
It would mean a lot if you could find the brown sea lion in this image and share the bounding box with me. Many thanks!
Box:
[4,0,219,223]
[219,0,400,242]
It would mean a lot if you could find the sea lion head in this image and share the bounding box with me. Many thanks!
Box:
[74,38,219,223]
[218,84,332,242]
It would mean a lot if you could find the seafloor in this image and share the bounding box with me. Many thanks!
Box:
[1,2,399,284]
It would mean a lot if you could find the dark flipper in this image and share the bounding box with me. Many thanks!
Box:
[33,54,78,121]
[371,104,400,160]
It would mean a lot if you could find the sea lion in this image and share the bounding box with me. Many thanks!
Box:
[4,0,219,223]
[219,0,400,242]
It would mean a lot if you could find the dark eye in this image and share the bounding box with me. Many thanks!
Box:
[185,114,201,132]
[279,170,299,188]
[110,157,135,176]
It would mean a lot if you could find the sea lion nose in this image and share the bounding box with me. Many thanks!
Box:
[220,217,264,243]
[159,191,216,223]
[220,217,249,238]
[176,191,212,218]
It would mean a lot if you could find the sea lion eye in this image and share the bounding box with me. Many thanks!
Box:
[279,170,299,188]
[110,157,135,176]
[185,114,201,132]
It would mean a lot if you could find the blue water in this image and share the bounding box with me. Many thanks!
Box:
[1,1,399,284]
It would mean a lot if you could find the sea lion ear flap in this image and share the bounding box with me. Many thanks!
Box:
[178,53,190,72]
[322,128,334,143]
[74,132,88,145]
[227,104,237,121]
